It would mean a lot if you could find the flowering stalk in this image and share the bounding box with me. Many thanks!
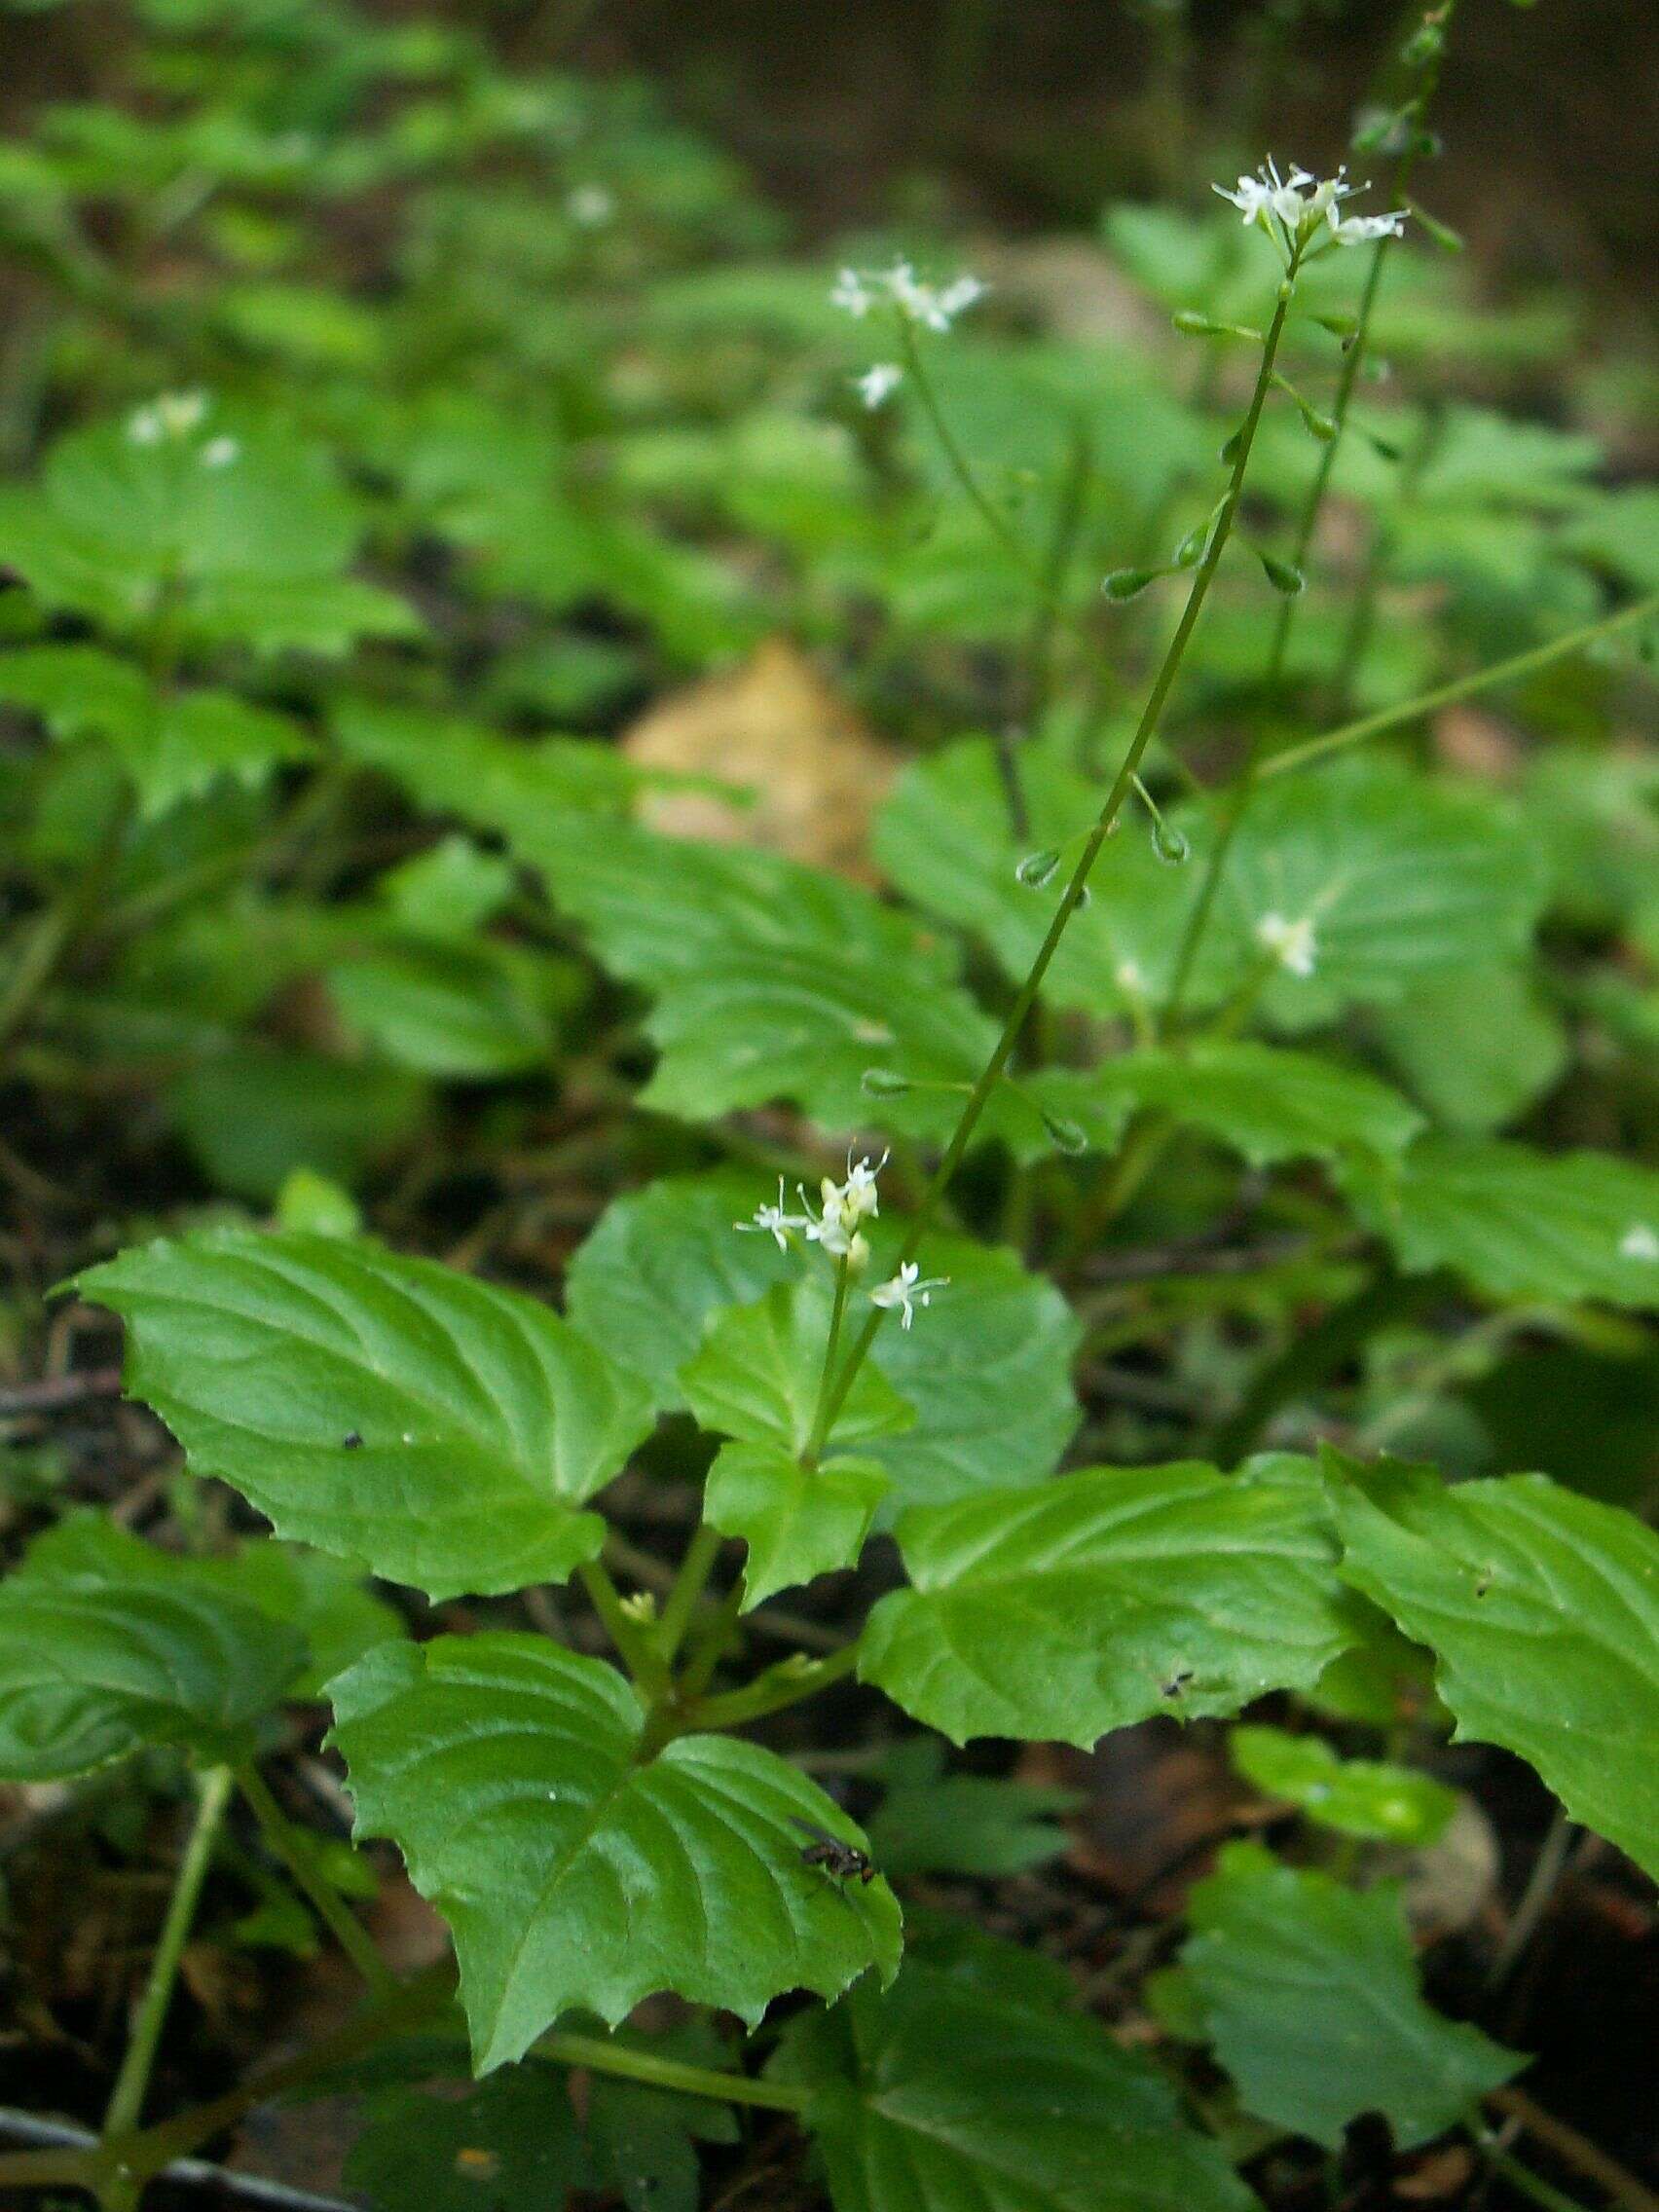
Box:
[807,253,1306,1451]
[1261,590,1659,779]
[802,1247,854,1472]
[1160,13,1455,1032]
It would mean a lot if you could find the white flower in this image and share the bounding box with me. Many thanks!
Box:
[801,1150,889,1258]
[201,435,240,469]
[884,260,985,331]
[737,1178,809,1250]
[1619,1222,1659,1264]
[568,183,615,228]
[830,267,875,317]
[1214,159,1407,265]
[869,1261,948,1330]
[1255,910,1318,978]
[127,389,208,447]
[855,362,903,409]
[832,262,985,333]
[1327,206,1409,245]
[839,1150,887,1221]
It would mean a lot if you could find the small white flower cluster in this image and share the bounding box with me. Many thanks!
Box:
[1215,159,1407,266]
[737,1151,947,1328]
[831,259,986,409]
[567,183,615,229]
[1255,910,1318,978]
[127,390,240,469]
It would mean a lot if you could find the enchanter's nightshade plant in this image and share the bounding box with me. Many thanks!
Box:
[1,5,1658,2208]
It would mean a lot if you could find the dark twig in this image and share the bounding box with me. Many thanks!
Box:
[0,1364,124,1417]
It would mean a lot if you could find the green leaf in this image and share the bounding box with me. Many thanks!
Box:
[1370,964,1567,1133]
[681,1282,912,1456]
[681,1285,902,1603]
[567,1174,1080,1513]
[275,1167,363,1238]
[0,644,315,817]
[1328,1452,1659,1880]
[165,1047,427,1202]
[879,746,1541,1031]
[1212,758,1548,1031]
[705,1441,889,1609]
[1177,1841,1522,2149]
[1042,1041,1422,1166]
[325,940,560,1079]
[203,1540,405,1700]
[378,836,516,940]
[331,699,638,840]
[514,811,1041,1151]
[579,2027,742,2212]
[328,1635,903,2071]
[771,1920,1254,2212]
[1229,1724,1456,1844]
[0,1517,306,1779]
[875,735,1240,1019]
[1341,1135,1659,1307]
[861,1458,1352,1746]
[344,2065,583,2212]
[1564,486,1659,590]
[76,1232,657,1602]
[864,1739,1082,1879]
[0,404,414,653]
[343,2033,738,2212]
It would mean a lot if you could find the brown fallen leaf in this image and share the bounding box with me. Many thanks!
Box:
[1434,705,1520,781]
[623,636,894,877]
[1023,1721,1253,1915]
[1393,2143,1475,2200]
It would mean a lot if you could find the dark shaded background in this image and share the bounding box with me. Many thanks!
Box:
[567,0,1654,320]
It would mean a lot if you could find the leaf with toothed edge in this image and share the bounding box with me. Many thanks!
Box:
[1172,1841,1522,2151]
[74,1232,656,1603]
[859,1457,1353,1746]
[1327,1449,1659,1881]
[327,1635,902,2073]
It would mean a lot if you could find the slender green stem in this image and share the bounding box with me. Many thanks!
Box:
[676,1575,749,1703]
[1160,154,1429,1034]
[815,276,1300,1434]
[100,1767,235,2200]
[0,789,134,1060]
[577,1558,670,1695]
[1021,419,1094,732]
[687,1643,861,1735]
[896,314,1045,588]
[1262,591,1659,779]
[802,1249,853,1466]
[895,313,1054,832]
[654,1523,724,1667]
[235,1765,392,1997]
[536,2028,807,2114]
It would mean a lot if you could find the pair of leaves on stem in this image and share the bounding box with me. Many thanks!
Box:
[74,1184,1081,1611]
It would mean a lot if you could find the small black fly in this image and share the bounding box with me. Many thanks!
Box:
[788,1816,876,1885]
[342,1431,363,1450]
